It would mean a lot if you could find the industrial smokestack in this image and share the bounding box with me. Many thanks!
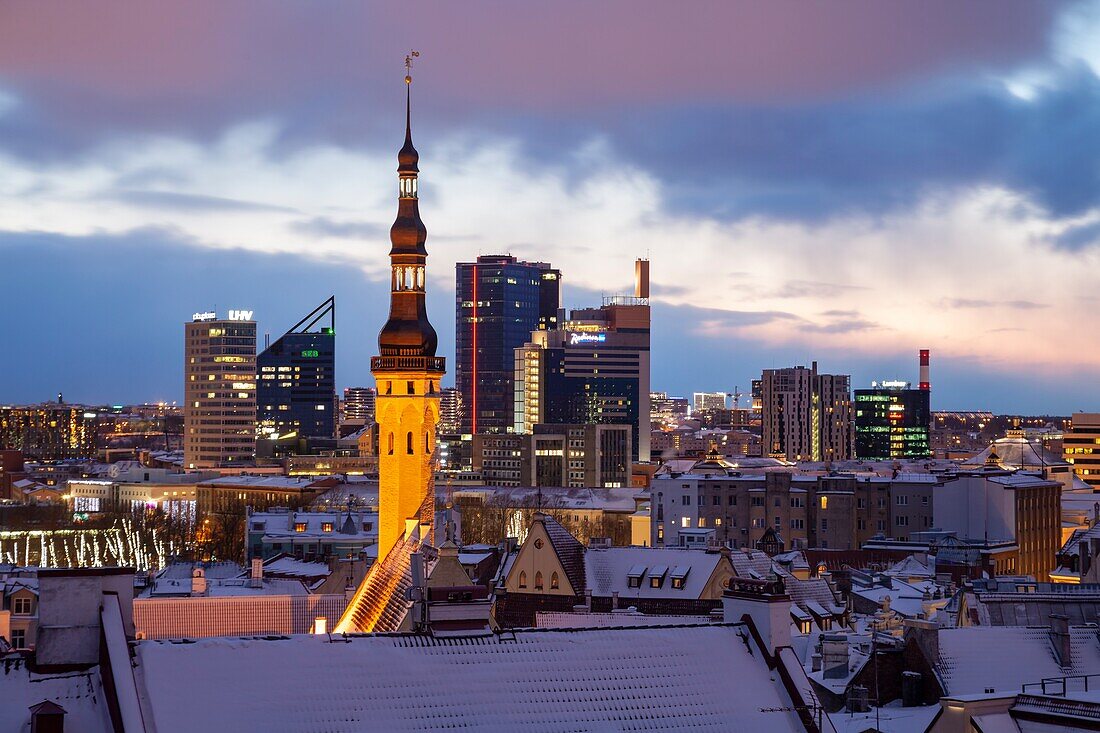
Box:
[919,349,930,391]
[634,259,650,299]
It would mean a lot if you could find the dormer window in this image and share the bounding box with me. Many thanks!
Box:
[649,565,668,589]
[294,522,307,533]
[627,564,647,588]
[670,566,690,590]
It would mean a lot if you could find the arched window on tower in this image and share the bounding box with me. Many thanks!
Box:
[416,267,425,290]
[406,431,414,455]
[425,431,431,453]
[534,571,544,591]
[518,571,527,589]
[550,572,560,590]
[387,433,394,455]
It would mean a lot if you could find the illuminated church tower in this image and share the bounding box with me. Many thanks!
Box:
[372,61,445,562]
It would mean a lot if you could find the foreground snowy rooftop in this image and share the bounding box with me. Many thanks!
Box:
[134,624,807,733]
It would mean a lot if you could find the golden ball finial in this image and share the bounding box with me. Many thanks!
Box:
[405,75,412,84]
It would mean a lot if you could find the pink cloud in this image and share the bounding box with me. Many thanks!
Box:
[0,0,1067,111]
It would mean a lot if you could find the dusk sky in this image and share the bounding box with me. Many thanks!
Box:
[2,1,1100,413]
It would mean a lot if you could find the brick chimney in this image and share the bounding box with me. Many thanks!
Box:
[722,576,791,656]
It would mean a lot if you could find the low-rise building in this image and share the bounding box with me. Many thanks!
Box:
[246,507,378,562]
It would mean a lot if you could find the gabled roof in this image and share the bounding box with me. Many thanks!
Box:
[584,547,726,600]
[539,513,585,594]
[133,625,808,732]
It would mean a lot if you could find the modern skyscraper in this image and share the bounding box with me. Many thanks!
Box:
[854,383,931,459]
[514,260,651,462]
[343,387,376,423]
[455,255,561,435]
[256,297,336,445]
[370,74,445,562]
[693,392,727,413]
[183,311,257,469]
[438,387,463,435]
[760,362,852,462]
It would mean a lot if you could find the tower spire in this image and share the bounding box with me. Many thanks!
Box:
[377,50,436,358]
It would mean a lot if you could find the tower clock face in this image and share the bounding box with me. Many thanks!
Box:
[534,538,544,549]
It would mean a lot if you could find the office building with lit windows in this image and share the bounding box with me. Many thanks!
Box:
[0,403,98,460]
[514,261,651,462]
[456,255,561,435]
[256,298,336,448]
[1064,412,1100,489]
[854,381,931,460]
[183,311,257,469]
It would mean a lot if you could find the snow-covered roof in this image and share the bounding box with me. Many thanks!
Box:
[0,660,112,732]
[962,438,1067,469]
[133,625,808,732]
[936,626,1100,695]
[535,610,714,628]
[584,547,725,599]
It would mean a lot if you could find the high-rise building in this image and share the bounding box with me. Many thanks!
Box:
[0,403,98,460]
[650,392,690,429]
[1065,412,1100,489]
[456,255,561,435]
[854,383,931,459]
[184,311,257,469]
[342,387,376,424]
[370,77,445,563]
[760,362,852,462]
[256,297,336,444]
[692,392,727,414]
[438,387,463,435]
[514,261,651,462]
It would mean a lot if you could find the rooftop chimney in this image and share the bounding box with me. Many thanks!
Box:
[1050,614,1071,668]
[919,349,930,392]
[634,259,649,299]
[190,567,207,597]
[250,557,263,589]
[723,577,791,656]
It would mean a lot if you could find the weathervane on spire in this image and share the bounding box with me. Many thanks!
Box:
[405,50,420,84]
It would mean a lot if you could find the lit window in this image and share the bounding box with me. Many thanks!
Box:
[321,522,334,532]
[294,522,307,533]
[820,496,828,510]
[550,572,559,590]
[681,517,690,528]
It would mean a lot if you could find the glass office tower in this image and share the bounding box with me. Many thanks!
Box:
[256,298,336,446]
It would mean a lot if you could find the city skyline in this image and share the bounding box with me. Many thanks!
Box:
[3,2,1100,413]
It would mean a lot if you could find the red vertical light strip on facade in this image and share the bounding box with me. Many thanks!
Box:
[471,264,478,434]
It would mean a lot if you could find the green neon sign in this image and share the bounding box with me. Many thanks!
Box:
[301,350,319,358]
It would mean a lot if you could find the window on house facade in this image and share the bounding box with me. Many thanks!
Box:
[550,572,559,590]
[534,572,544,590]
[407,431,414,454]
[12,596,32,615]
[321,522,334,533]
[11,629,25,648]
[294,522,307,533]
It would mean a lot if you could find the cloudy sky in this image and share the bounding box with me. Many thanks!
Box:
[2,1,1099,413]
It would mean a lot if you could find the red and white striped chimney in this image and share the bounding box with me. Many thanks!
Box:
[919,349,930,391]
